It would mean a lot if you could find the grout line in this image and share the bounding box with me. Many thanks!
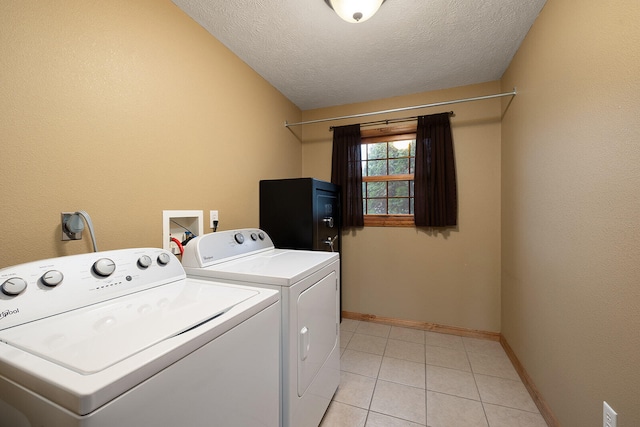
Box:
[336,318,549,427]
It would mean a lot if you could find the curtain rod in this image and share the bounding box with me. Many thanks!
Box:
[330,111,454,131]
[284,88,517,128]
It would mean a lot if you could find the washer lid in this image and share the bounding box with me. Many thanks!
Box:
[185,249,338,287]
[0,279,258,374]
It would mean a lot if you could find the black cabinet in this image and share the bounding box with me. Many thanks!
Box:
[259,178,341,253]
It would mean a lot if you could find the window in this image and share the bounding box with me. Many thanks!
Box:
[360,125,417,227]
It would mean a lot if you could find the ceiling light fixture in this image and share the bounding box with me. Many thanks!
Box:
[324,0,386,24]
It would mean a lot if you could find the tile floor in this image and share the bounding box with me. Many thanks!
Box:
[319,319,548,427]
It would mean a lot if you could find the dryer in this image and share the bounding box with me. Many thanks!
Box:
[0,248,280,427]
[182,229,340,427]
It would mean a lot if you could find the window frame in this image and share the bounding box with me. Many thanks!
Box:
[360,124,417,227]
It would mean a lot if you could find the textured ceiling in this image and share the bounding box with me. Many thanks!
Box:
[171,0,546,111]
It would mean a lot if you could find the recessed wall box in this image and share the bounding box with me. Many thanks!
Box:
[162,210,204,254]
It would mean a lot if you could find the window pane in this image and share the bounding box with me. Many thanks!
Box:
[367,159,387,176]
[389,158,409,175]
[367,198,387,214]
[367,181,387,198]
[390,140,412,158]
[361,135,417,221]
[389,181,409,197]
[367,143,387,160]
[389,198,409,214]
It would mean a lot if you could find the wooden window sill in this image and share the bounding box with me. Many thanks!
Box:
[364,215,415,227]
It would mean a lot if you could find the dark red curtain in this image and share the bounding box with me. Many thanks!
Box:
[414,113,457,227]
[331,124,364,227]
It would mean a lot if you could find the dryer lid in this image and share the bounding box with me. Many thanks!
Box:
[0,279,258,374]
[186,249,338,287]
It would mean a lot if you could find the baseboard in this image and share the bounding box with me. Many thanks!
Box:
[342,310,559,426]
[341,311,501,341]
[500,336,560,427]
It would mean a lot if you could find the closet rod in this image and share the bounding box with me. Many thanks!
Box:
[284,88,517,128]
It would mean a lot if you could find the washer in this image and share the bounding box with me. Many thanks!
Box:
[182,229,340,427]
[0,248,280,427]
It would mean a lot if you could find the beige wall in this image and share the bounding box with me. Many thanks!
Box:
[5,1,639,423]
[501,0,640,425]
[0,1,302,268]
[302,82,503,332]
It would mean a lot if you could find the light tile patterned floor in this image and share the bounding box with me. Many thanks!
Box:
[319,319,548,427]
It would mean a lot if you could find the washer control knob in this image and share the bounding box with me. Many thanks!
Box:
[234,233,245,244]
[250,232,258,241]
[41,270,64,287]
[138,255,153,269]
[258,232,265,240]
[157,253,171,266]
[93,258,116,277]
[1,277,28,296]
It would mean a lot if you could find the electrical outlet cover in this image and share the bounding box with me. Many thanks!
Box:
[603,401,617,427]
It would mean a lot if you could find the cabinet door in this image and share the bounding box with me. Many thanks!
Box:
[314,192,340,252]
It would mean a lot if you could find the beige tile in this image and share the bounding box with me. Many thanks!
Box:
[385,339,426,363]
[341,349,383,378]
[425,345,471,372]
[335,322,544,427]
[365,411,425,427]
[427,391,488,427]
[475,374,539,413]
[463,337,505,356]
[340,330,354,349]
[320,401,367,427]
[378,356,426,389]
[467,351,519,380]
[370,380,426,425]
[389,326,425,344]
[340,318,360,333]
[483,403,548,427]
[356,321,391,338]
[426,365,480,400]
[425,331,465,351]
[347,333,388,355]
[334,371,376,409]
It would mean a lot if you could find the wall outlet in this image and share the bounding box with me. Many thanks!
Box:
[61,212,83,241]
[210,210,219,228]
[603,401,617,427]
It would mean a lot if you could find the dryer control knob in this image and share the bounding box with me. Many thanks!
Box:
[234,233,245,244]
[250,232,258,241]
[2,277,28,296]
[157,253,171,266]
[258,232,265,240]
[93,258,116,277]
[138,255,152,269]
[41,270,64,287]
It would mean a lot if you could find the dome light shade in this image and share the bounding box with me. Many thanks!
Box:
[325,0,385,24]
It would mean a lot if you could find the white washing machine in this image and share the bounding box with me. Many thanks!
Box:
[0,248,280,427]
[182,229,340,427]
